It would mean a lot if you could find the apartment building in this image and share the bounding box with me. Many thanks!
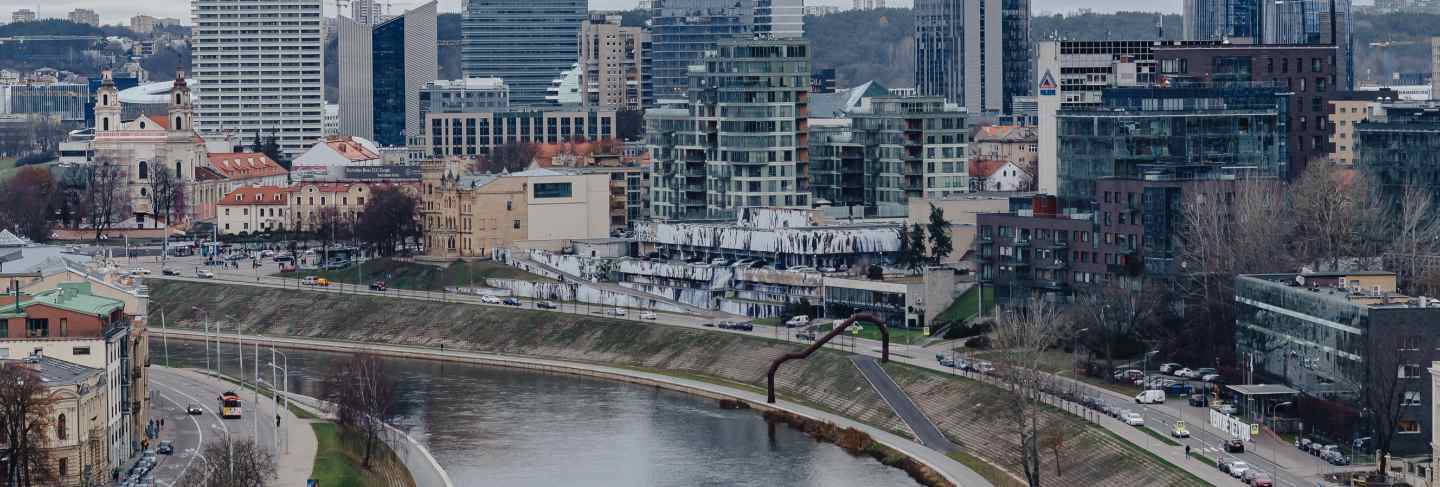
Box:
[578,14,653,110]
[217,186,293,235]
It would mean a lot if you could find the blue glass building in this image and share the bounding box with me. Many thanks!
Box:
[338,2,437,146]
[461,0,587,106]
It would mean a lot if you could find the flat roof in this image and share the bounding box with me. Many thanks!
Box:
[1226,384,1299,396]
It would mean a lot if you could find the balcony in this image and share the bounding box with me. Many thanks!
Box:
[1038,239,1068,249]
[1037,280,1068,290]
[1035,259,1067,270]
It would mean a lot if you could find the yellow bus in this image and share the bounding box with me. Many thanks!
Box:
[219,392,242,419]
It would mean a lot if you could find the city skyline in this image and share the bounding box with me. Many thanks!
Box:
[16,0,1196,26]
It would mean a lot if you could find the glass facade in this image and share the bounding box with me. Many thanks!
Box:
[650,0,752,100]
[1184,0,1261,40]
[461,0,586,105]
[1055,85,1287,206]
[1355,106,1440,206]
[371,17,406,146]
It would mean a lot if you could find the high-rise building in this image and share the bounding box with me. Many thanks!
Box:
[419,78,510,121]
[339,1,438,147]
[649,0,805,99]
[461,0,586,106]
[578,14,653,110]
[192,0,325,158]
[352,0,383,26]
[68,9,99,27]
[854,0,887,10]
[12,9,36,23]
[130,15,157,34]
[646,37,811,221]
[914,0,1030,115]
[1182,0,1261,41]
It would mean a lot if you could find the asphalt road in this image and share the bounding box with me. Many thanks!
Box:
[851,356,958,453]
[145,367,284,487]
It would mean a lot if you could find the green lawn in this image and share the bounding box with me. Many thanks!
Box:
[946,450,1026,487]
[936,286,994,325]
[310,422,414,487]
[812,320,928,343]
[278,258,554,290]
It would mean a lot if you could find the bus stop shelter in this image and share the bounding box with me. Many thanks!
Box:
[1226,384,1301,433]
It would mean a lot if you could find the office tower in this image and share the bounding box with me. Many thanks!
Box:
[1264,0,1353,89]
[461,0,586,105]
[578,14,653,110]
[339,1,438,147]
[192,0,325,157]
[914,0,1030,114]
[12,9,36,23]
[646,38,811,221]
[1182,0,1261,41]
[68,9,99,27]
[352,0,383,26]
[650,0,806,99]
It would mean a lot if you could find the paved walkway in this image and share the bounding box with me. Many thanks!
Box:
[852,356,959,454]
[154,329,993,487]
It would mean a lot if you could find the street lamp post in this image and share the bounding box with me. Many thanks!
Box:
[266,347,290,454]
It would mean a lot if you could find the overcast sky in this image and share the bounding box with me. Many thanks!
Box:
[19,0,1195,26]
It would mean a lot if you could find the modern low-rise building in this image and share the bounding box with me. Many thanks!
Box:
[1328,90,1395,165]
[1355,102,1440,200]
[974,196,1106,303]
[1236,271,1439,455]
[422,108,617,159]
[291,135,384,180]
[420,161,613,258]
[418,78,510,121]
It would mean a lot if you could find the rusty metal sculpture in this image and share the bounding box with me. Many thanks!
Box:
[766,312,888,403]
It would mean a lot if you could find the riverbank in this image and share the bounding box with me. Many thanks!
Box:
[148,280,1208,487]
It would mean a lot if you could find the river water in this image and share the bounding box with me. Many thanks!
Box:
[154,339,921,487]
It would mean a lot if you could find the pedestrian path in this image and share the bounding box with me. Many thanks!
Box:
[163,367,318,486]
[851,356,959,454]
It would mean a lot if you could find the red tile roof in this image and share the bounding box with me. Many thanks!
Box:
[217,186,292,206]
[323,136,380,162]
[208,153,287,180]
[967,159,1011,178]
[147,115,170,129]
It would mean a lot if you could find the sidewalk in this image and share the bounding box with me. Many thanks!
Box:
[164,367,317,485]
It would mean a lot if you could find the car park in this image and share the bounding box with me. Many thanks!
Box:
[1224,438,1245,453]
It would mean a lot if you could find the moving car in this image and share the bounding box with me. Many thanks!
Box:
[796,332,816,341]
[785,315,810,328]
[1248,473,1274,487]
[536,301,558,310]
[1188,394,1208,407]
[479,295,502,304]
[1201,373,1223,382]
[272,254,294,263]
[1170,421,1190,438]
[1224,438,1246,453]
[1121,411,1145,426]
[1173,368,1196,378]
[1215,403,1237,415]
[1113,369,1144,381]
[609,308,626,316]
[1227,461,1250,479]
[1135,389,1165,404]
[302,276,329,286]
[157,441,174,455]
[369,280,387,291]
[161,269,180,276]
[730,322,754,332]
[1159,363,1183,374]
[128,267,151,275]
[975,361,996,374]
[502,297,522,306]
[639,311,657,320]
[185,404,203,415]
[196,269,215,279]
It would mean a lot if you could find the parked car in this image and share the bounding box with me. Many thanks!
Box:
[368,280,387,291]
[322,259,351,270]
[1215,403,1237,415]
[1224,438,1246,453]
[161,268,180,276]
[128,267,151,275]
[1188,394,1208,407]
[1227,461,1251,478]
[1173,368,1196,378]
[196,269,215,279]
[796,332,816,341]
[1201,373,1223,382]
[639,311,657,320]
[1114,369,1144,382]
[1171,421,1190,438]
[272,254,294,263]
[1248,473,1274,487]
[1102,404,1120,418]
[536,301,558,310]
[1121,411,1145,426]
[1166,383,1195,396]
[502,297,522,306]
[302,276,328,286]
[732,322,754,331]
[479,295,502,304]
[609,308,626,316]
[938,357,955,368]
[1135,389,1165,404]
[1193,367,1218,378]
[975,361,995,374]
[1296,437,1312,451]
[1159,362,1183,374]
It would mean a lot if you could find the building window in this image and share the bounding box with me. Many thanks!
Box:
[58,457,67,478]
[1400,364,1424,379]
[59,318,66,337]
[25,318,47,338]
[138,161,149,180]
[57,414,66,440]
[513,220,521,229]
[1403,391,1423,407]
[73,347,90,356]
[1398,420,1422,434]
[533,182,572,198]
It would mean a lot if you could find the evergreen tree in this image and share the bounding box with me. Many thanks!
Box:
[927,203,953,264]
[906,223,928,272]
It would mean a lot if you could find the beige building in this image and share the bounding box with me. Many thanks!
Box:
[287,181,419,232]
[217,186,292,235]
[18,357,107,487]
[1329,92,1392,165]
[908,194,1015,266]
[421,162,613,258]
[578,14,652,110]
[92,69,208,228]
[969,125,1037,177]
[422,108,617,159]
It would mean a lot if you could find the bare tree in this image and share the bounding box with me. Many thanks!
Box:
[0,363,56,487]
[319,354,398,468]
[1074,276,1162,379]
[0,166,57,242]
[313,206,352,264]
[987,298,1069,487]
[1335,320,1429,481]
[473,142,537,173]
[177,436,276,487]
[354,187,421,257]
[1175,179,1294,364]
[76,156,131,243]
[1384,184,1440,295]
[149,165,183,267]
[1290,161,1370,271]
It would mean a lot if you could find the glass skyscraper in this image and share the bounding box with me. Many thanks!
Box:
[461,0,587,106]
[913,0,1030,114]
[1184,0,1353,89]
[649,0,805,100]
[339,2,437,146]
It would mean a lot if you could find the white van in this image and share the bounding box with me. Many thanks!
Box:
[785,315,810,327]
[1135,389,1166,404]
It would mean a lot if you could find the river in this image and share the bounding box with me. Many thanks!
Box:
[153,339,922,487]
